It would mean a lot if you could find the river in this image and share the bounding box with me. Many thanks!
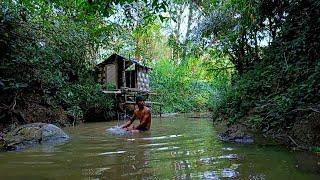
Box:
[0,114,319,179]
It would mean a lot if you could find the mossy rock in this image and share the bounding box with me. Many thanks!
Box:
[3,123,70,150]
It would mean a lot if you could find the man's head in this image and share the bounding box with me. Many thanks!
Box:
[135,96,145,109]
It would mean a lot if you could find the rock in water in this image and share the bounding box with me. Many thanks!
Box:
[4,123,70,150]
[218,133,254,144]
[106,126,131,136]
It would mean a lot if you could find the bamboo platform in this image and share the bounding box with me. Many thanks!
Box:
[102,88,163,118]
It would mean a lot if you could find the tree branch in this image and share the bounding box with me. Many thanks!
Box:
[208,66,235,71]
[293,107,320,113]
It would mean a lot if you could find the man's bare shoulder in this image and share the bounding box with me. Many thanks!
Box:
[144,107,151,114]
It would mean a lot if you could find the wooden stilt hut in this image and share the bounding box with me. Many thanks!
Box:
[96,54,161,117]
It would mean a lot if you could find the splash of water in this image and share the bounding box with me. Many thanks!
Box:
[106,126,131,136]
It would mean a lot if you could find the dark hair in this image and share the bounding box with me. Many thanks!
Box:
[135,96,145,103]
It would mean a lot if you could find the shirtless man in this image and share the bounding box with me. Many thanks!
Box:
[120,96,151,133]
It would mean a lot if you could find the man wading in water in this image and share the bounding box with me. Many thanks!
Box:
[120,96,151,133]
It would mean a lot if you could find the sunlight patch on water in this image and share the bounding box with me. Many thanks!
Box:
[141,134,182,140]
[98,150,126,156]
[217,154,238,159]
[196,168,239,179]
[199,154,238,163]
[221,168,239,178]
[201,171,219,180]
[82,167,110,176]
[26,154,56,157]
[221,147,234,151]
[152,146,180,151]
[10,161,55,165]
[138,143,169,147]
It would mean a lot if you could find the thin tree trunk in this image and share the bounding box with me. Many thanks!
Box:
[175,4,184,41]
[182,1,193,60]
[185,1,193,41]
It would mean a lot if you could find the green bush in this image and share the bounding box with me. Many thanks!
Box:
[0,1,115,124]
[149,58,221,113]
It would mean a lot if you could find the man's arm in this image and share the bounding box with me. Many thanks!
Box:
[120,113,136,128]
[134,109,150,129]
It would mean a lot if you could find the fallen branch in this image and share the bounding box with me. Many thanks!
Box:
[0,103,9,109]
[293,107,320,113]
[288,135,308,150]
[9,96,17,111]
[288,135,299,147]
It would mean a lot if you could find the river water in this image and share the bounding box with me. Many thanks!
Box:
[0,115,319,179]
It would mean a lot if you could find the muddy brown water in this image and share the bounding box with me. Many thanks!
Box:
[0,114,319,179]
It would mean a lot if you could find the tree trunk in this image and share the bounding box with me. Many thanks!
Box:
[182,1,193,60]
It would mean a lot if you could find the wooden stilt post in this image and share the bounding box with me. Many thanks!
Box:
[123,58,126,119]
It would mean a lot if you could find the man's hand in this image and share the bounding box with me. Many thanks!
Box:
[124,125,135,131]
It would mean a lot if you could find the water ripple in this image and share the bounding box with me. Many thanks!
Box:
[138,143,169,147]
[98,150,126,156]
[141,134,182,140]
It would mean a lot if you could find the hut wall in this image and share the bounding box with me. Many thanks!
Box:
[102,63,118,88]
[109,63,118,87]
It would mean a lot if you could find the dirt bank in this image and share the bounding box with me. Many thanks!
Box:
[0,93,71,133]
[214,111,320,152]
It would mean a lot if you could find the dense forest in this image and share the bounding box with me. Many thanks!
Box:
[1,0,319,150]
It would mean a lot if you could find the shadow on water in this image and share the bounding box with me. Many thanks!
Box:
[0,114,319,179]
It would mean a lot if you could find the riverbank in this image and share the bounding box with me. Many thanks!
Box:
[0,86,116,136]
[0,93,71,132]
[0,93,69,150]
[213,112,320,153]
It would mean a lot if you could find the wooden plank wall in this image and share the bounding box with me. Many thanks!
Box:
[106,64,117,88]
